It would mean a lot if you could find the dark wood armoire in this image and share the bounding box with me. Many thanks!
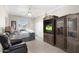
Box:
[66,13,79,53]
[43,15,58,46]
[56,16,67,50]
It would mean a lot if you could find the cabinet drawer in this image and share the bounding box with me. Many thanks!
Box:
[44,33,54,45]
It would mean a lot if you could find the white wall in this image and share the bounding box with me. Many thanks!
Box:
[0,6,8,52]
[35,16,43,41]
[0,6,8,33]
[35,5,79,41]
[0,6,8,27]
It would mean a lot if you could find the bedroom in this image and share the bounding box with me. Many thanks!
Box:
[1,5,79,53]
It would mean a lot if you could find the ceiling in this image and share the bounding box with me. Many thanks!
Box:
[7,5,65,18]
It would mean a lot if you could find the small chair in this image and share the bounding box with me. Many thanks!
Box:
[4,32,23,45]
[0,34,28,53]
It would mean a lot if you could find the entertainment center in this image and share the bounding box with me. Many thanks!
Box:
[43,15,58,46]
[43,13,79,53]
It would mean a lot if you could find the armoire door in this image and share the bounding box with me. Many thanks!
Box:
[56,18,65,50]
[67,14,78,52]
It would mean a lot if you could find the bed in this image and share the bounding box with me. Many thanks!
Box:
[10,29,35,42]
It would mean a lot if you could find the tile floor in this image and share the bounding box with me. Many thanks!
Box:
[0,39,65,53]
[26,40,65,53]
[0,43,2,53]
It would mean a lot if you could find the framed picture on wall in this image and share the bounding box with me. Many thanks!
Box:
[11,21,16,31]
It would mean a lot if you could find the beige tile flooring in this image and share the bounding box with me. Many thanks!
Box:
[26,40,65,53]
[0,39,65,53]
[0,44,2,53]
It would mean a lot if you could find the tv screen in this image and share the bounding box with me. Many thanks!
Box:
[46,25,52,31]
[45,24,53,31]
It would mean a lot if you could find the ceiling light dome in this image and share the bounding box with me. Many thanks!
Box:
[27,8,32,17]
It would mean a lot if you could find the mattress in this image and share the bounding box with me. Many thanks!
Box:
[11,31,30,39]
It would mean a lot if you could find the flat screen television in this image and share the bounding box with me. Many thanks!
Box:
[46,25,52,31]
[45,24,54,33]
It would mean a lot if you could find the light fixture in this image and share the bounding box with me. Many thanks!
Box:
[27,8,32,17]
[28,12,32,17]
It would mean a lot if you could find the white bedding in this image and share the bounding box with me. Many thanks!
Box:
[12,31,30,39]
